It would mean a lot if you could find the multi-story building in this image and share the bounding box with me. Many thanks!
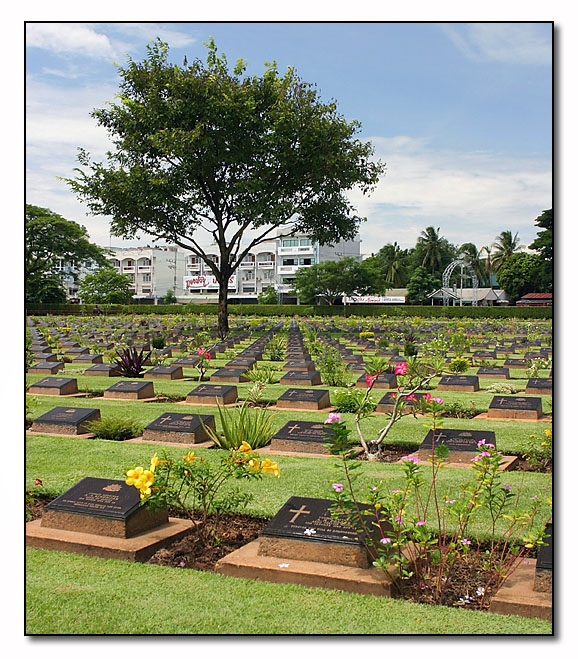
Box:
[103,230,361,304]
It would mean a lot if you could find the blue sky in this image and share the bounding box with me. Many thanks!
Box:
[25,21,552,255]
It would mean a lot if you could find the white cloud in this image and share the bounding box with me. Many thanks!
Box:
[106,23,197,49]
[442,23,552,66]
[26,23,119,59]
[350,136,551,254]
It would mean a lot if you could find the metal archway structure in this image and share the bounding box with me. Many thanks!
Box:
[442,259,479,306]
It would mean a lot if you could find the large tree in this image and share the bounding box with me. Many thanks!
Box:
[290,257,377,305]
[528,209,553,292]
[491,230,523,272]
[66,39,384,335]
[25,205,109,302]
[495,253,543,302]
[366,241,409,288]
[406,266,441,305]
[78,266,134,304]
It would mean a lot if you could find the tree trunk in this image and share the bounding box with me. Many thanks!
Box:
[217,275,230,338]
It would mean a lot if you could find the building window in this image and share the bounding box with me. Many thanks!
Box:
[282,238,298,247]
[282,258,298,266]
[141,288,151,293]
[300,238,313,246]
[299,258,313,265]
[242,286,256,293]
[142,274,151,283]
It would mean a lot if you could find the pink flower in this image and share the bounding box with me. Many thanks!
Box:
[365,373,378,387]
[401,455,419,464]
[324,412,342,425]
[395,515,402,525]
[380,537,392,544]
[406,394,416,402]
[332,483,344,492]
[34,478,43,486]
[416,520,425,526]
[424,393,432,402]
[431,397,443,404]
[460,538,471,546]
[445,499,456,504]
[477,439,487,447]
[394,362,408,375]
[503,485,512,491]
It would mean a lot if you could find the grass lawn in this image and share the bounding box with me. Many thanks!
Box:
[25,324,552,635]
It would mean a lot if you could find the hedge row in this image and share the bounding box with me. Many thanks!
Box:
[26,303,552,320]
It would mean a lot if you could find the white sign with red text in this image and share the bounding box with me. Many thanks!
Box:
[184,274,237,290]
[343,295,406,304]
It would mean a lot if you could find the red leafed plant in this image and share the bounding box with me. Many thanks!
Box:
[114,347,152,378]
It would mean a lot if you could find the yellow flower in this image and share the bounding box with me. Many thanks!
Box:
[238,441,252,452]
[183,451,200,463]
[260,458,280,477]
[248,458,260,472]
[541,442,548,447]
[150,453,160,471]
[524,543,534,549]
[544,429,552,437]
[125,466,144,486]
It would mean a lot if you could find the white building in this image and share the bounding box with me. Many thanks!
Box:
[105,230,361,304]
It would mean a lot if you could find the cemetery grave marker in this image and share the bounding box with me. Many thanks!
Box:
[142,413,216,444]
[27,377,79,396]
[30,406,101,435]
[355,372,397,389]
[477,367,510,379]
[185,384,238,406]
[143,365,184,380]
[270,420,335,454]
[103,380,155,400]
[437,375,480,392]
[417,428,496,464]
[525,378,552,396]
[280,370,322,386]
[276,388,331,411]
[488,396,543,420]
[210,368,250,383]
[28,361,65,375]
[84,364,122,377]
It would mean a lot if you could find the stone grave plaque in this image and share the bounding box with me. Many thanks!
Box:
[472,351,497,359]
[64,346,90,355]
[495,347,511,355]
[210,368,250,383]
[28,361,65,375]
[270,421,336,454]
[276,388,331,410]
[389,356,407,364]
[172,356,200,367]
[143,413,216,444]
[28,377,78,396]
[259,496,391,568]
[470,342,490,349]
[504,358,528,369]
[534,522,552,593]
[477,367,510,379]
[488,396,543,420]
[143,365,184,380]
[185,384,238,405]
[378,349,400,356]
[84,364,122,377]
[418,428,495,463]
[280,370,322,386]
[226,358,257,370]
[525,378,552,396]
[283,360,315,371]
[72,354,104,364]
[355,372,397,389]
[525,352,545,360]
[41,477,167,538]
[437,375,480,392]
[31,345,51,353]
[31,406,101,435]
[376,392,428,413]
[103,380,155,400]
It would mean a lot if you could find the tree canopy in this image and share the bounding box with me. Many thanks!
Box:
[496,253,543,301]
[25,204,109,303]
[528,209,552,291]
[65,38,384,333]
[77,266,134,304]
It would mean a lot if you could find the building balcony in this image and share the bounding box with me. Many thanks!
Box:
[122,266,135,273]
[257,261,275,269]
[137,265,151,273]
[278,263,312,275]
[239,261,256,269]
[278,246,315,256]
[187,263,201,272]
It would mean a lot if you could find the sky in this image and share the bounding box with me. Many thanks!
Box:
[25,20,553,256]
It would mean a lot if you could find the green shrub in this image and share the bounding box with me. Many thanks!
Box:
[316,347,350,386]
[151,336,165,349]
[521,429,552,471]
[86,417,143,441]
[244,364,280,384]
[442,400,484,419]
[201,401,277,450]
[333,388,377,414]
[359,331,374,340]
[447,356,470,373]
[485,383,521,394]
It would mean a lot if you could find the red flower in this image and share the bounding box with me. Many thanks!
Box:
[34,479,43,486]
[365,374,378,387]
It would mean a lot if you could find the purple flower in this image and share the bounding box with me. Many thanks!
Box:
[477,439,487,447]
[445,499,456,504]
[380,537,391,544]
[395,515,402,525]
[178,561,186,567]
[503,485,513,491]
[324,412,342,425]
[401,455,419,464]
[332,483,344,492]
[431,397,443,404]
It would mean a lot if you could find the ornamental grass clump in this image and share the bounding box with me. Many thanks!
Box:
[124,445,280,544]
[113,346,152,378]
[86,417,143,441]
[201,400,277,450]
[324,410,552,608]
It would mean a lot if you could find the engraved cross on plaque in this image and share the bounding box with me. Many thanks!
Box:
[287,424,301,434]
[288,505,311,523]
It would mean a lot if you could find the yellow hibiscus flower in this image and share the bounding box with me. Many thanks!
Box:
[238,441,252,452]
[260,458,280,477]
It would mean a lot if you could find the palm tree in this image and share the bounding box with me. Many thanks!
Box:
[479,245,493,285]
[459,242,490,287]
[417,226,444,275]
[491,231,524,272]
[384,242,408,287]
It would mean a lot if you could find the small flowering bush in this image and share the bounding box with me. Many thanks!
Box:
[447,356,470,373]
[325,410,552,607]
[125,444,280,544]
[195,348,212,381]
[333,388,377,415]
[521,428,552,472]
